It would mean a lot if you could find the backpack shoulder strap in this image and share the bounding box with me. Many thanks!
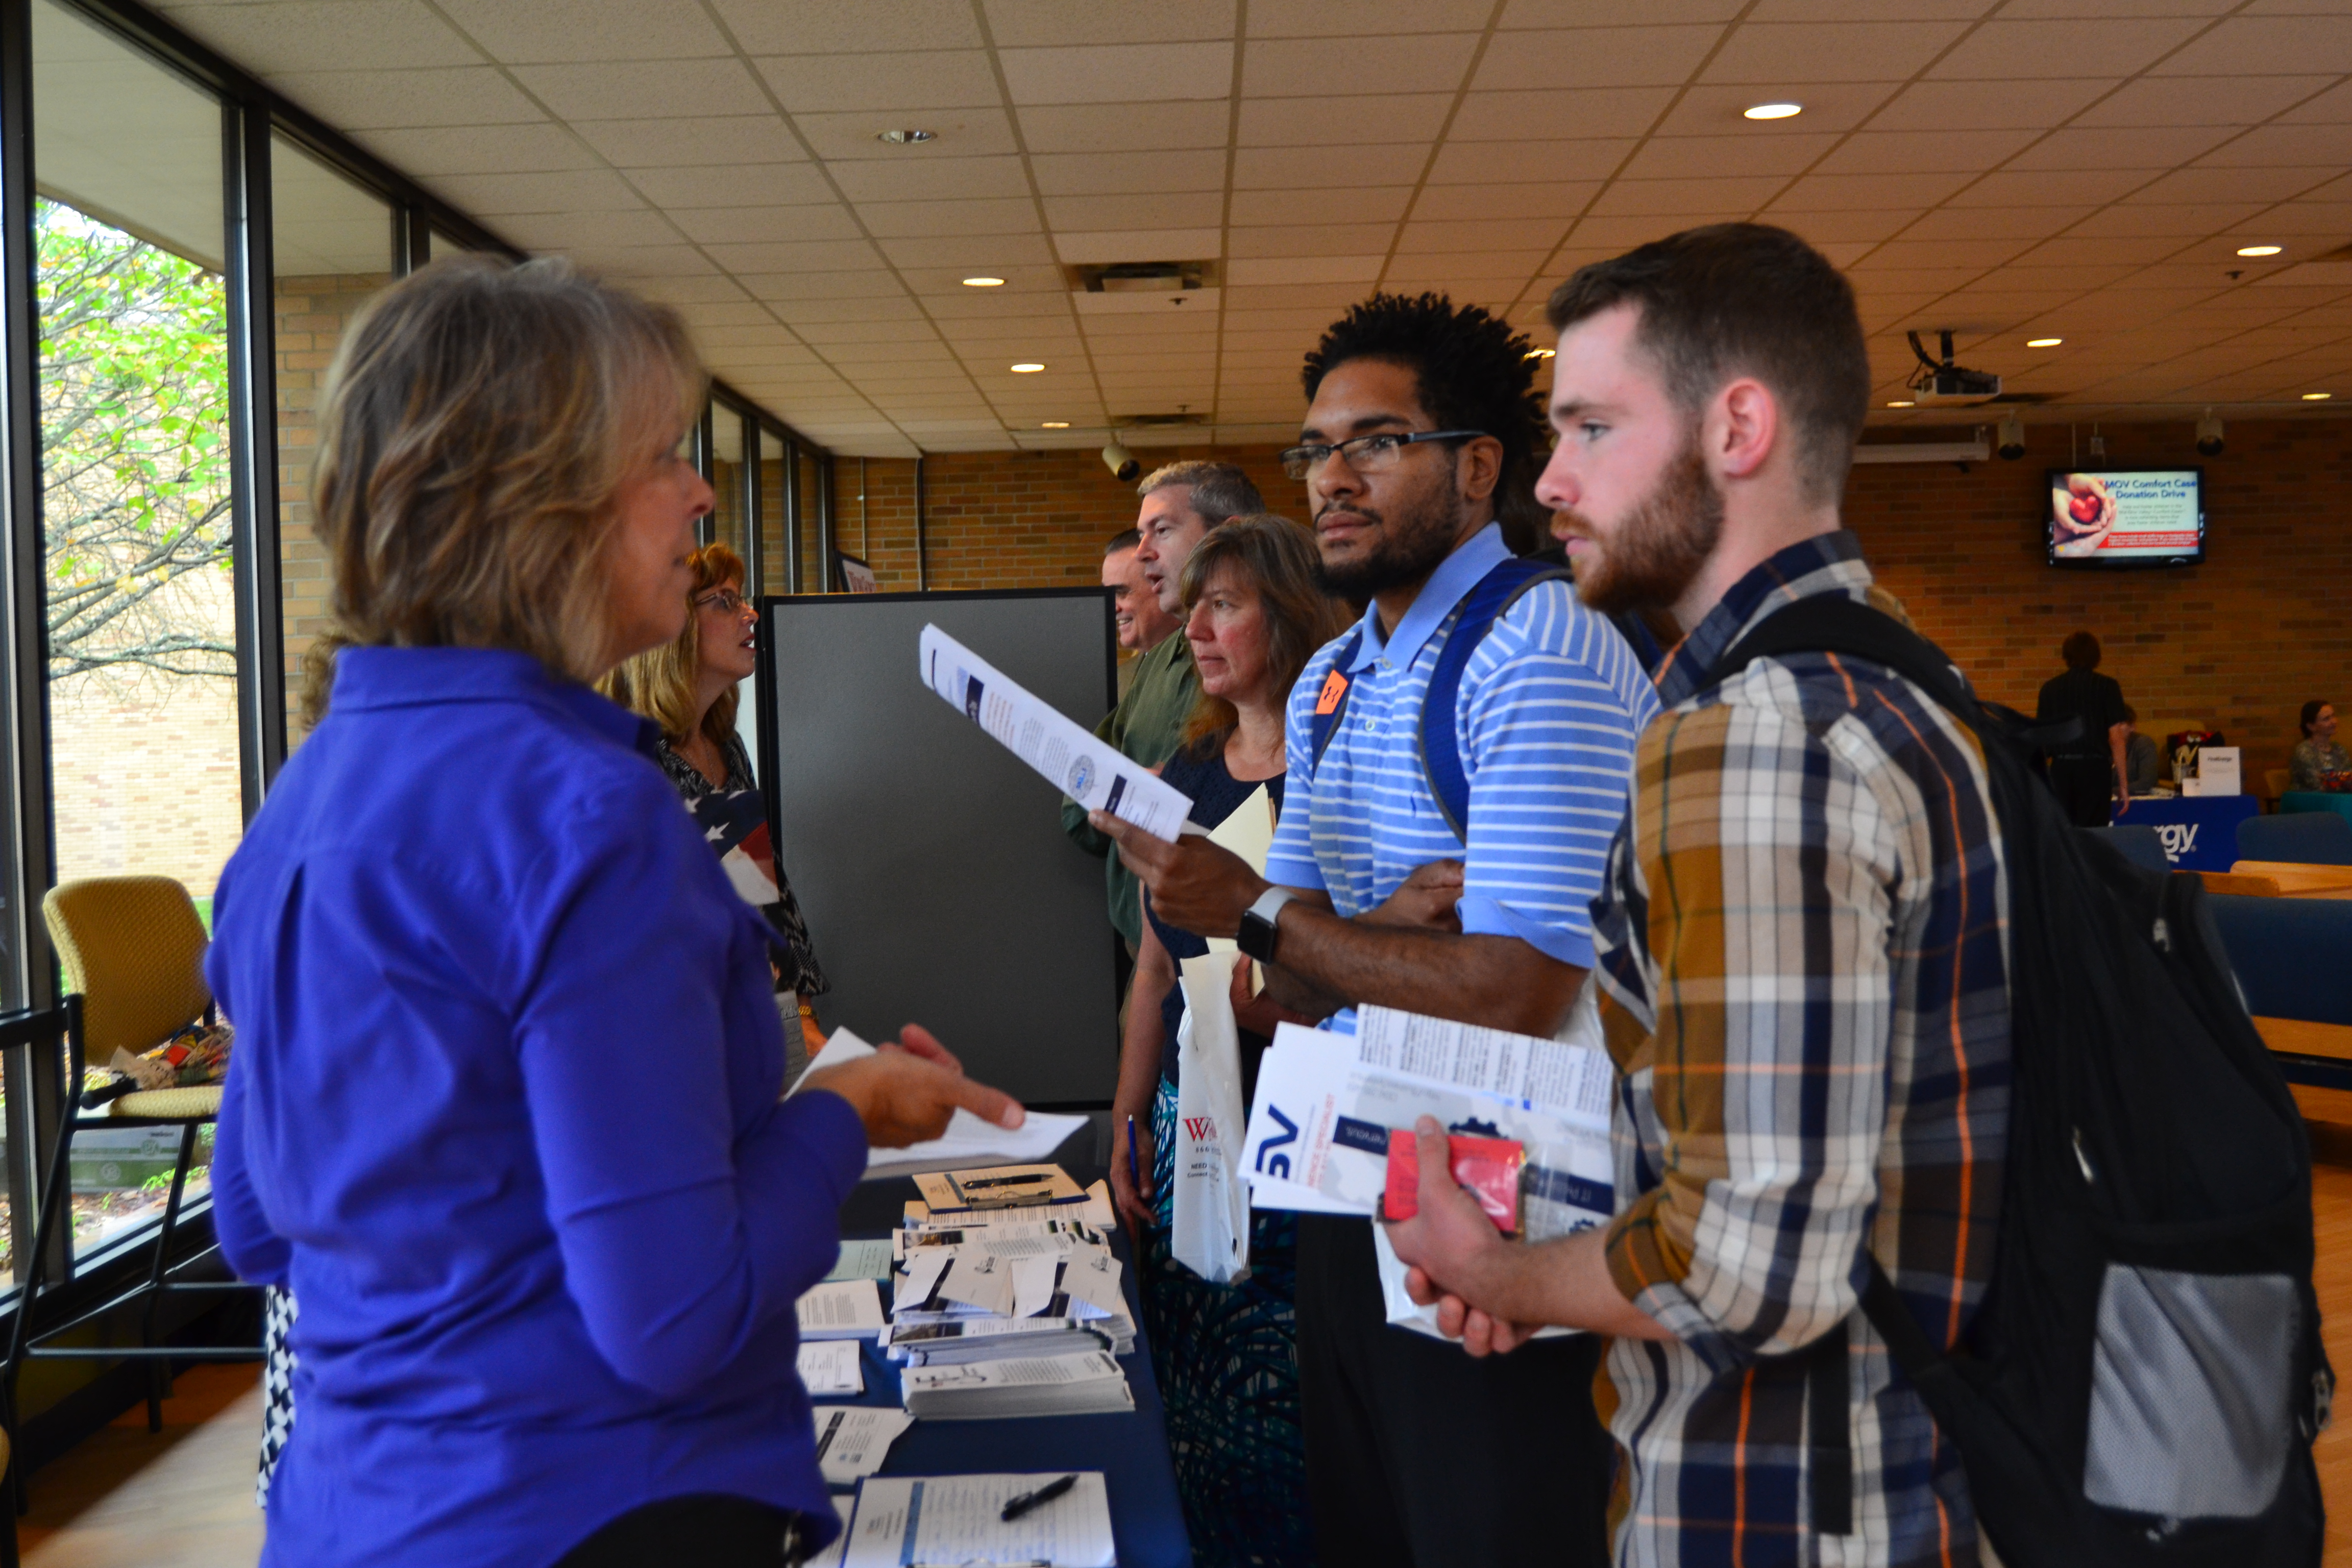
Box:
[1710,593,1981,732]
[1420,558,1576,843]
[1308,629,1364,775]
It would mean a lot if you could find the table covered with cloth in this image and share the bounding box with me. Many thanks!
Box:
[832,1144,1194,1568]
[2114,793,2259,871]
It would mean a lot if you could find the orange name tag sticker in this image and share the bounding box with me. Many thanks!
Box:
[1314,669,1350,716]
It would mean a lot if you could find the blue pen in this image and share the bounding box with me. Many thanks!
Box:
[1126,1114,1140,1190]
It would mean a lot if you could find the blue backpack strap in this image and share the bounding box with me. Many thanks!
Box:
[1418,558,1576,843]
[1308,629,1362,774]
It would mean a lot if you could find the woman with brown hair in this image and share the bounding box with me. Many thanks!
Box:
[1106,512,1347,1568]
[600,543,827,1075]
[204,255,1021,1568]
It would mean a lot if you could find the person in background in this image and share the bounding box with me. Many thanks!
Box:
[1107,514,1346,1568]
[1101,527,1182,698]
[208,255,1021,1568]
[1389,222,2013,1568]
[2037,629,2132,825]
[1062,461,1266,956]
[2120,702,2160,796]
[600,542,829,1082]
[2292,700,2348,791]
[1099,293,1656,1568]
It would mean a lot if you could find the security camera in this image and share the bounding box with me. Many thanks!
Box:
[1101,440,1139,483]
[1996,413,2026,461]
[2196,410,2224,457]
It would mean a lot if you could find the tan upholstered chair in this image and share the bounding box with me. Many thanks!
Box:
[2,877,259,1493]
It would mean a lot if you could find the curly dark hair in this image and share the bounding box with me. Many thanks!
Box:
[1300,293,1549,547]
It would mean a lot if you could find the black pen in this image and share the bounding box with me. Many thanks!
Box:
[959,1173,1052,1190]
[999,1473,1079,1522]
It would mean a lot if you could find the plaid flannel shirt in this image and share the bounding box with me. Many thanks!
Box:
[1589,531,2012,1568]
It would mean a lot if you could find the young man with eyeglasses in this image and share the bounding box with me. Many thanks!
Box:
[1094,295,1656,1567]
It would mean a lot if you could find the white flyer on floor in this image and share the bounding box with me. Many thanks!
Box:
[919,623,1192,842]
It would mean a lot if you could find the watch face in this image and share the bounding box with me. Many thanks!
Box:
[1237,912,1275,963]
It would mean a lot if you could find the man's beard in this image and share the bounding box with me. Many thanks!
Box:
[1559,437,1724,617]
[1313,465,1462,600]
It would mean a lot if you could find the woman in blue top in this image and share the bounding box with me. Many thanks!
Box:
[1104,515,1348,1567]
[206,255,1022,1568]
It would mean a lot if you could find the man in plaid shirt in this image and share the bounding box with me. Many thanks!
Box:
[1388,224,2011,1567]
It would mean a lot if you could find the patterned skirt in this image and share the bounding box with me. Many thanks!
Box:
[1145,1075,1315,1568]
[257,1284,297,1508]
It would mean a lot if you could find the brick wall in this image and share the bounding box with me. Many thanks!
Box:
[835,416,2352,783]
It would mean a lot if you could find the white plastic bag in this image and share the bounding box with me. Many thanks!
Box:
[1170,949,1252,1285]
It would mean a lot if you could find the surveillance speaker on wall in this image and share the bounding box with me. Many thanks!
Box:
[2195,410,2224,458]
[1996,413,2025,461]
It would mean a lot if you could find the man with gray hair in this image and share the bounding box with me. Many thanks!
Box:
[1062,459,1265,954]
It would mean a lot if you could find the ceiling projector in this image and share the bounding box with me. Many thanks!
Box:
[1907,329,2003,405]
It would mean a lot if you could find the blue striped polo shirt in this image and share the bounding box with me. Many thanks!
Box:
[1265,523,1659,972]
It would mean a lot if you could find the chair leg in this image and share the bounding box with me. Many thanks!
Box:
[138,1126,198,1433]
[4,1102,85,1517]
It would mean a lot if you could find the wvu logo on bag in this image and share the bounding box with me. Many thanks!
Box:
[1314,670,1349,716]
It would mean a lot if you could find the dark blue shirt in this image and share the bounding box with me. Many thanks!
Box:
[207,647,867,1568]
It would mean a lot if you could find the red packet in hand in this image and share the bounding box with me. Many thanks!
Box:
[1384,1130,1525,1233]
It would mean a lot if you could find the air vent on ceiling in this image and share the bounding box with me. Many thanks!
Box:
[1066,260,1221,316]
[1113,411,1207,428]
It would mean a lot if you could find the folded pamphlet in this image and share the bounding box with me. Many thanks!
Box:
[900,1350,1137,1420]
[796,1278,887,1340]
[812,1406,913,1489]
[796,1337,866,1396]
[790,1028,1090,1179]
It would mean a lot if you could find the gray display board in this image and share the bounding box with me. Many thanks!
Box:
[759,589,1121,1106]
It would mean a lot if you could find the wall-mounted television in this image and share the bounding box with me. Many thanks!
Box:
[2046,468,2204,568]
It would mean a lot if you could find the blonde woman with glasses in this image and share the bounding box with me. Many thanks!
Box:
[204,255,1022,1568]
[601,544,828,1080]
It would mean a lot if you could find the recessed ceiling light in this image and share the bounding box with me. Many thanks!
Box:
[1041,421,1070,428]
[1744,102,1803,120]
[1010,362,1045,373]
[2237,244,2283,257]
[877,129,936,145]
[2304,391,2332,401]
[1886,400,1915,408]
[1524,348,1555,359]
[2026,336,2064,348]
[962,276,1005,288]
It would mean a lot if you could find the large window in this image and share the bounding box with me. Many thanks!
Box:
[33,0,235,1254]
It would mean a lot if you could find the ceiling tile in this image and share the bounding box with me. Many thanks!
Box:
[794,111,1019,161]
[1392,217,1572,253]
[167,1,475,74]
[1230,186,1416,226]
[1931,17,2211,79]
[437,0,730,62]
[2062,202,2263,237]
[1772,170,1974,209]
[1864,77,2120,132]
[1859,237,2033,271]
[1898,205,2077,239]
[670,204,861,245]
[986,0,1236,46]
[705,238,884,272]
[1243,34,1481,97]
[1771,208,1930,243]
[705,0,985,54]
[1030,150,1227,196]
[574,116,806,167]
[1621,132,1842,180]
[1589,175,1787,215]
[1500,0,1744,23]
[2276,79,2352,124]
[751,51,1002,113]
[1228,223,1402,258]
[2152,15,2352,76]
[2012,124,2245,172]
[270,67,545,129]
[855,198,1041,238]
[2198,123,2352,168]
[354,122,601,176]
[1815,128,2041,176]
[510,60,769,120]
[1748,0,1997,16]
[1946,168,2156,206]
[1571,212,1747,249]
[1224,257,1387,287]
[1423,139,1629,184]
[877,234,1060,269]
[1044,191,1225,229]
[1702,20,1971,82]
[1057,228,1222,261]
[1240,93,1458,146]
[998,42,1234,104]
[427,167,645,214]
[624,163,836,207]
[827,156,1030,203]
[1235,142,1432,188]
[1474,26,1728,90]
[1411,181,1602,220]
[771,296,925,324]
[504,208,679,250]
[739,270,922,301]
[1018,100,1232,153]
[1251,0,1490,34]
[1651,82,1902,136]
[2131,166,2337,204]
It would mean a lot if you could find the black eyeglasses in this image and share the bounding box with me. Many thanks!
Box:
[1279,429,1489,481]
[694,588,746,614]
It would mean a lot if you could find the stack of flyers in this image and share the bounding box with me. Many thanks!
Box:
[890,1240,1133,1355]
[900,1350,1136,1421]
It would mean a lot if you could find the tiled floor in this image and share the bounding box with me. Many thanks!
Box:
[11,1137,2352,1566]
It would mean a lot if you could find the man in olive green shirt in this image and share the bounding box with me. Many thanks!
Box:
[1062,459,1264,949]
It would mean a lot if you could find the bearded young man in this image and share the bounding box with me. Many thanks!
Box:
[1094,293,1656,1568]
[1386,225,2013,1568]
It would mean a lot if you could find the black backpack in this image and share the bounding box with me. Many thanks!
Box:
[1712,595,2329,1567]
